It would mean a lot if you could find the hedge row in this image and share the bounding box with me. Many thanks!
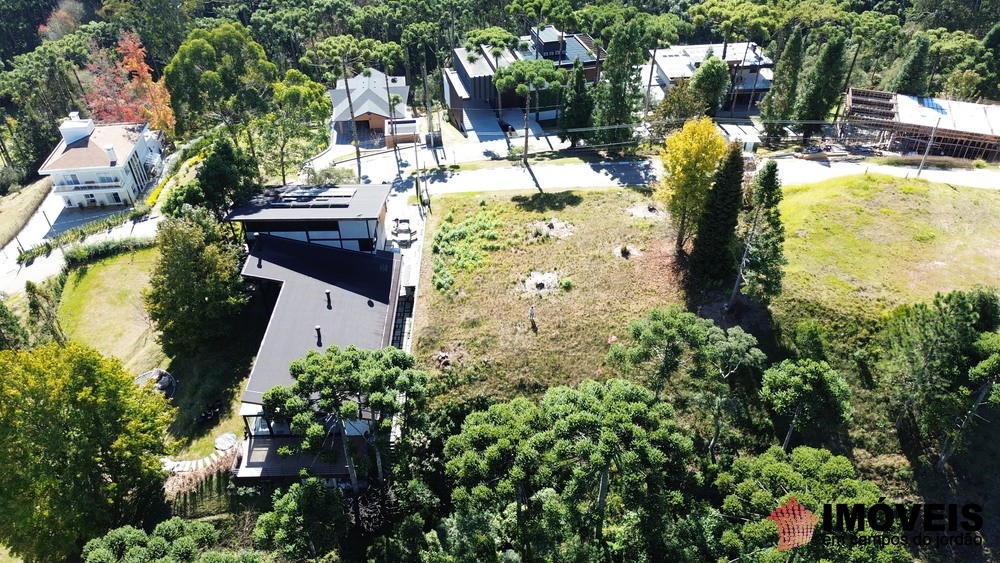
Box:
[16,206,152,264]
[63,237,156,268]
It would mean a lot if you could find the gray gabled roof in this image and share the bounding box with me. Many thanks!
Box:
[329,68,409,122]
[240,235,401,404]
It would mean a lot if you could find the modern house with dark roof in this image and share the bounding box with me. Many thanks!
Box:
[329,68,416,147]
[38,112,162,207]
[226,184,391,253]
[226,184,402,483]
[443,25,603,132]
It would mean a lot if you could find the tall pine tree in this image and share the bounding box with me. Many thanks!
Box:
[795,36,847,141]
[759,28,803,145]
[690,142,745,283]
[887,35,930,96]
[558,59,594,148]
[594,19,646,149]
[739,160,786,305]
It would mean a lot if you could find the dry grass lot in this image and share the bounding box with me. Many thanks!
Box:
[0,177,50,248]
[413,188,684,401]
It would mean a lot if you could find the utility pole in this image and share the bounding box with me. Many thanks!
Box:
[916,117,941,177]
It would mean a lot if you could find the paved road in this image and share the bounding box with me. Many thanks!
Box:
[0,208,162,296]
[6,142,1000,297]
[775,158,1000,189]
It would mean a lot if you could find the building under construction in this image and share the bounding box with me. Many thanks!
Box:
[844,88,1000,161]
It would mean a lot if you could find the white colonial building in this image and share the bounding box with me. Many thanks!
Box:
[38,112,162,208]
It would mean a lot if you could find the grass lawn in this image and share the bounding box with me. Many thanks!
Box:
[0,177,51,248]
[60,248,165,374]
[774,173,1000,498]
[775,173,1000,335]
[57,248,271,460]
[413,188,684,402]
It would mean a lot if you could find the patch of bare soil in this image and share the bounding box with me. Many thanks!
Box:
[517,270,561,296]
[633,242,685,298]
[529,218,575,239]
[628,203,666,220]
[434,341,469,369]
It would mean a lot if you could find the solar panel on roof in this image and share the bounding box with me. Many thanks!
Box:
[275,187,357,208]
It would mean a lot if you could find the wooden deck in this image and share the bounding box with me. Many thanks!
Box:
[232,434,367,480]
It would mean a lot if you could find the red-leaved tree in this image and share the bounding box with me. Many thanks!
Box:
[84,32,176,135]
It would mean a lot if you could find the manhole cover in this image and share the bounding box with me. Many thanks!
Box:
[214,432,238,451]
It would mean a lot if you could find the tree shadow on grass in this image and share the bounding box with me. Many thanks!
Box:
[164,288,276,448]
[511,191,583,212]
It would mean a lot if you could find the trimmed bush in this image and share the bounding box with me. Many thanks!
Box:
[64,237,155,268]
[146,178,169,206]
[17,208,150,264]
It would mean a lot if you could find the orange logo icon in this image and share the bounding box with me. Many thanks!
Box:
[768,497,820,551]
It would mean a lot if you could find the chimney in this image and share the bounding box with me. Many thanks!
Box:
[59,112,95,144]
[104,145,118,165]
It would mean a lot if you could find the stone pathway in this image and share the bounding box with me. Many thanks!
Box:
[161,432,238,473]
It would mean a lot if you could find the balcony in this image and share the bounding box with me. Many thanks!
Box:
[53,180,127,193]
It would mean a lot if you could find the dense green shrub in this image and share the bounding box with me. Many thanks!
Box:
[0,164,26,196]
[63,238,155,268]
[17,208,151,264]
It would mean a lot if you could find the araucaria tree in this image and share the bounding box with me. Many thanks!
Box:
[301,35,387,179]
[887,35,931,96]
[262,346,428,493]
[733,160,785,305]
[254,477,349,560]
[608,307,765,462]
[0,343,172,561]
[657,117,727,253]
[558,59,594,148]
[760,359,851,451]
[879,289,1000,467]
[494,59,564,164]
[462,27,523,115]
[759,28,803,145]
[716,446,910,562]
[689,55,731,116]
[794,35,846,141]
[689,142,745,283]
[144,207,249,357]
[444,379,698,562]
